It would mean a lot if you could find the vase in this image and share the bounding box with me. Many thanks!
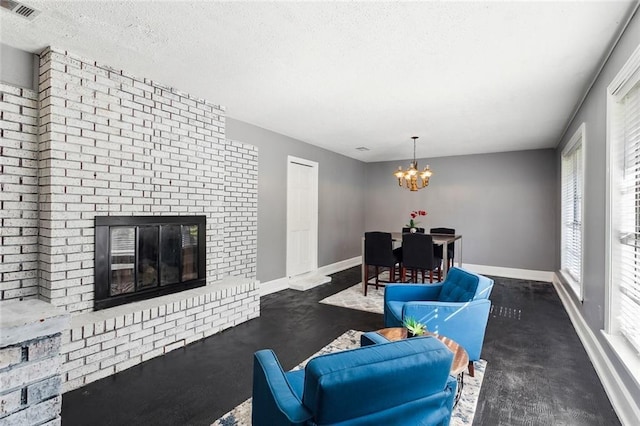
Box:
[402,227,424,234]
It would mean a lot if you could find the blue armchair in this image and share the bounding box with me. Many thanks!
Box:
[252,337,457,425]
[384,267,494,376]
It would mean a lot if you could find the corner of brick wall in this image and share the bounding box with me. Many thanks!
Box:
[0,299,69,425]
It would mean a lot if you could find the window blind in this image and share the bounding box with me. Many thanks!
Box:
[619,80,640,354]
[561,139,583,285]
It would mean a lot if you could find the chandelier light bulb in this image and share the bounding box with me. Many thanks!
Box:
[392,137,434,191]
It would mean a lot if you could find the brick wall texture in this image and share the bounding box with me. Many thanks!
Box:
[0,85,40,302]
[0,47,258,310]
[223,140,258,278]
[0,334,64,425]
[61,281,259,392]
[0,47,260,392]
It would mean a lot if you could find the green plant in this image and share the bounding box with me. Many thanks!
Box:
[403,317,427,336]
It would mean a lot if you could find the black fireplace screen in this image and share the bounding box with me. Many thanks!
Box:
[95,216,206,310]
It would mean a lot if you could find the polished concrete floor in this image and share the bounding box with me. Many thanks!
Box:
[61,267,620,425]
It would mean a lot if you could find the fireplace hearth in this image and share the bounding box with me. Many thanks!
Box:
[94,216,206,310]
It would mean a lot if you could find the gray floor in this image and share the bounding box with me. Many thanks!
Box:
[61,267,620,425]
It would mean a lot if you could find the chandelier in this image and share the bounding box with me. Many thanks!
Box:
[393,136,433,191]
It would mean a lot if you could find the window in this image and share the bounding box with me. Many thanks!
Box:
[606,43,640,381]
[561,124,584,299]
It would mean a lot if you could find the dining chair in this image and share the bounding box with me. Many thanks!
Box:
[363,232,402,296]
[430,227,455,269]
[400,233,442,283]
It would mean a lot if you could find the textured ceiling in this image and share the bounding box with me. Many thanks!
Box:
[1,1,637,162]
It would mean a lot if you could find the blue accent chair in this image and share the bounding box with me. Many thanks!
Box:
[252,337,457,425]
[384,267,494,376]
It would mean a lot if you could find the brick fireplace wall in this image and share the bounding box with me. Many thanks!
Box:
[0,47,259,391]
[223,139,258,277]
[36,47,259,313]
[0,85,39,301]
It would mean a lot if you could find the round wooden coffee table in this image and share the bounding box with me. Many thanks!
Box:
[375,327,469,375]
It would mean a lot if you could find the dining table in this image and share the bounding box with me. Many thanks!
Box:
[361,232,462,290]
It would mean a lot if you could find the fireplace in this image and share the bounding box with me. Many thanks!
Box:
[94,216,206,310]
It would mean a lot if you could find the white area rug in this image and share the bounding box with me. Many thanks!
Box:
[212,330,486,426]
[319,269,391,314]
[319,283,384,314]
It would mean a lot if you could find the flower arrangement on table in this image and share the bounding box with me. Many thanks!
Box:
[405,210,427,229]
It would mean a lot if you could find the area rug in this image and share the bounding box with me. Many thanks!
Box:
[318,269,391,314]
[211,329,486,426]
[319,283,384,314]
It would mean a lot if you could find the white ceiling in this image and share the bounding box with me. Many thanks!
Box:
[1,1,637,162]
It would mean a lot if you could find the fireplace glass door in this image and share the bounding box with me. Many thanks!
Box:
[138,226,159,290]
[110,227,136,296]
[95,216,206,310]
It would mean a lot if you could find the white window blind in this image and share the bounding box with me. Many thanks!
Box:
[618,79,640,354]
[561,129,583,290]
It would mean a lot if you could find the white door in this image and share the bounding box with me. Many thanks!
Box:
[287,156,318,277]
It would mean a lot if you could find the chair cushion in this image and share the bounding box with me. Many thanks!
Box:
[386,301,404,323]
[438,269,479,302]
[285,369,306,400]
[302,338,454,425]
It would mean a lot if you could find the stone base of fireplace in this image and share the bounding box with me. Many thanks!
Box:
[0,300,70,425]
[60,277,259,392]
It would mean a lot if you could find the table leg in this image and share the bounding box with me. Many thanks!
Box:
[454,372,464,407]
[361,237,366,293]
[442,241,449,279]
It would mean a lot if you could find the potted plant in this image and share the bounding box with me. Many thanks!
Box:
[403,317,427,338]
[404,210,427,233]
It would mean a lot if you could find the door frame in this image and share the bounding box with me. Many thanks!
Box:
[286,155,319,278]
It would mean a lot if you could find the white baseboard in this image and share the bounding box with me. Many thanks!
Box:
[262,258,553,291]
[552,273,640,426]
[317,256,361,276]
[259,256,361,295]
[351,257,551,282]
[259,277,288,296]
[462,263,554,282]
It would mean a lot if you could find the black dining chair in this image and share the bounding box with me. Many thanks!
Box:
[363,232,402,296]
[430,227,455,269]
[400,233,442,283]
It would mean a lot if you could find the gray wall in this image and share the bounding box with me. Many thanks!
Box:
[0,43,37,90]
[226,118,367,283]
[228,113,558,281]
[556,8,640,409]
[365,149,558,271]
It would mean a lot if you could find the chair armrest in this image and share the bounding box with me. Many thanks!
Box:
[252,350,313,426]
[360,331,392,346]
[402,299,491,361]
[384,283,443,304]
